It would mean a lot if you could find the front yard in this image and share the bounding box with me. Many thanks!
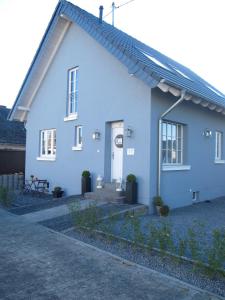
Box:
[1,187,225,297]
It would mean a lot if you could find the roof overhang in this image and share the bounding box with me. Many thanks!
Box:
[9,2,71,122]
[157,81,225,115]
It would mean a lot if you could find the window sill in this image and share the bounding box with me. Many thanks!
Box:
[64,114,78,122]
[72,146,82,151]
[36,156,56,161]
[162,165,191,171]
[214,159,225,164]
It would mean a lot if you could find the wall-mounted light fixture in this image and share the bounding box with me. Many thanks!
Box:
[125,126,133,138]
[92,130,101,140]
[203,129,212,137]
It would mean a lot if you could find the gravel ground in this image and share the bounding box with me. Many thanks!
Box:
[65,228,225,297]
[109,198,225,260]
[39,203,140,231]
[38,198,225,297]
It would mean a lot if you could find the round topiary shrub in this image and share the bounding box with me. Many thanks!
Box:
[82,170,90,178]
[160,205,170,217]
[126,174,136,182]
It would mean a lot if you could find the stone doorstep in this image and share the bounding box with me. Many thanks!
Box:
[84,182,126,203]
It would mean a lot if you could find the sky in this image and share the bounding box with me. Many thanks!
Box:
[1,0,225,108]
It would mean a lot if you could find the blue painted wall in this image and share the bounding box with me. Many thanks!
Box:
[25,20,225,209]
[26,22,151,204]
[150,88,225,210]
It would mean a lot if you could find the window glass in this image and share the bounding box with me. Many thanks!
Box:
[40,129,56,157]
[162,121,183,165]
[75,126,83,148]
[68,67,79,115]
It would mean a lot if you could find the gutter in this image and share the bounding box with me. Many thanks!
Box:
[157,90,186,196]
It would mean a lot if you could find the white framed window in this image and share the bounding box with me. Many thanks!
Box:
[68,67,79,116]
[39,129,56,158]
[72,125,83,150]
[215,131,223,161]
[162,121,183,165]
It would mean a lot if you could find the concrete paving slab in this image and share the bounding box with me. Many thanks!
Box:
[0,209,224,300]
[21,199,105,223]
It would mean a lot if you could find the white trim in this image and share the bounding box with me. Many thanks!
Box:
[36,156,56,161]
[162,121,183,165]
[40,129,56,158]
[72,146,82,151]
[17,106,30,112]
[74,125,83,149]
[162,165,191,171]
[64,114,78,122]
[19,19,71,122]
[215,131,222,161]
[214,159,225,164]
[68,67,79,116]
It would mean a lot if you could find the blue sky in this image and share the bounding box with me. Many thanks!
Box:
[1,0,225,107]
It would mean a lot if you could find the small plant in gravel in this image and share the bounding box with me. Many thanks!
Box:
[156,221,175,256]
[70,201,102,230]
[177,237,188,259]
[100,209,118,239]
[130,214,145,247]
[206,229,225,276]
[186,221,206,270]
[120,211,132,238]
[147,222,158,251]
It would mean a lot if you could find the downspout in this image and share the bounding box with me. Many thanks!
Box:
[157,89,186,196]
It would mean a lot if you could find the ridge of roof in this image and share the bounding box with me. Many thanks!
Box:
[9,1,225,120]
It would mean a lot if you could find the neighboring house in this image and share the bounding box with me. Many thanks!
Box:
[9,0,225,210]
[0,105,25,174]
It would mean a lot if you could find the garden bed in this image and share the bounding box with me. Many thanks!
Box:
[62,200,225,297]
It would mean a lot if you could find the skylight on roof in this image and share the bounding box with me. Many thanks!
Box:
[140,51,171,71]
[172,67,190,80]
[206,85,224,97]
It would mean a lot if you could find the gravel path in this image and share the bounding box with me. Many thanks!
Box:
[8,194,83,215]
[65,228,225,298]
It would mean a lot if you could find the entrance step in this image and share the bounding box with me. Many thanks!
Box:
[84,182,126,203]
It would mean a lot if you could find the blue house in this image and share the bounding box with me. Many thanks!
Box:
[9,1,225,210]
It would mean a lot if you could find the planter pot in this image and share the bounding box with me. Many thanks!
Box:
[52,191,64,198]
[125,181,137,204]
[82,176,91,194]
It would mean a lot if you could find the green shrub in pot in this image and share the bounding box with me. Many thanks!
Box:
[125,174,137,204]
[81,170,91,194]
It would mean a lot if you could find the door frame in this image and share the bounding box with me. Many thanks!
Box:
[111,121,124,181]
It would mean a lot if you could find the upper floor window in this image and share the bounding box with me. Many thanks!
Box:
[40,129,56,158]
[162,121,183,165]
[68,67,79,116]
[215,131,222,161]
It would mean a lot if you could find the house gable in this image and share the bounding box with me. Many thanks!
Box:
[9,0,225,122]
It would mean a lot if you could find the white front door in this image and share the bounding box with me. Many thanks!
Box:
[111,122,124,181]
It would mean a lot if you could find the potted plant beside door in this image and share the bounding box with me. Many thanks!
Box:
[125,174,137,204]
[81,170,91,195]
[153,196,163,215]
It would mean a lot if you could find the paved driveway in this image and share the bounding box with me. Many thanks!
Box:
[0,209,223,300]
